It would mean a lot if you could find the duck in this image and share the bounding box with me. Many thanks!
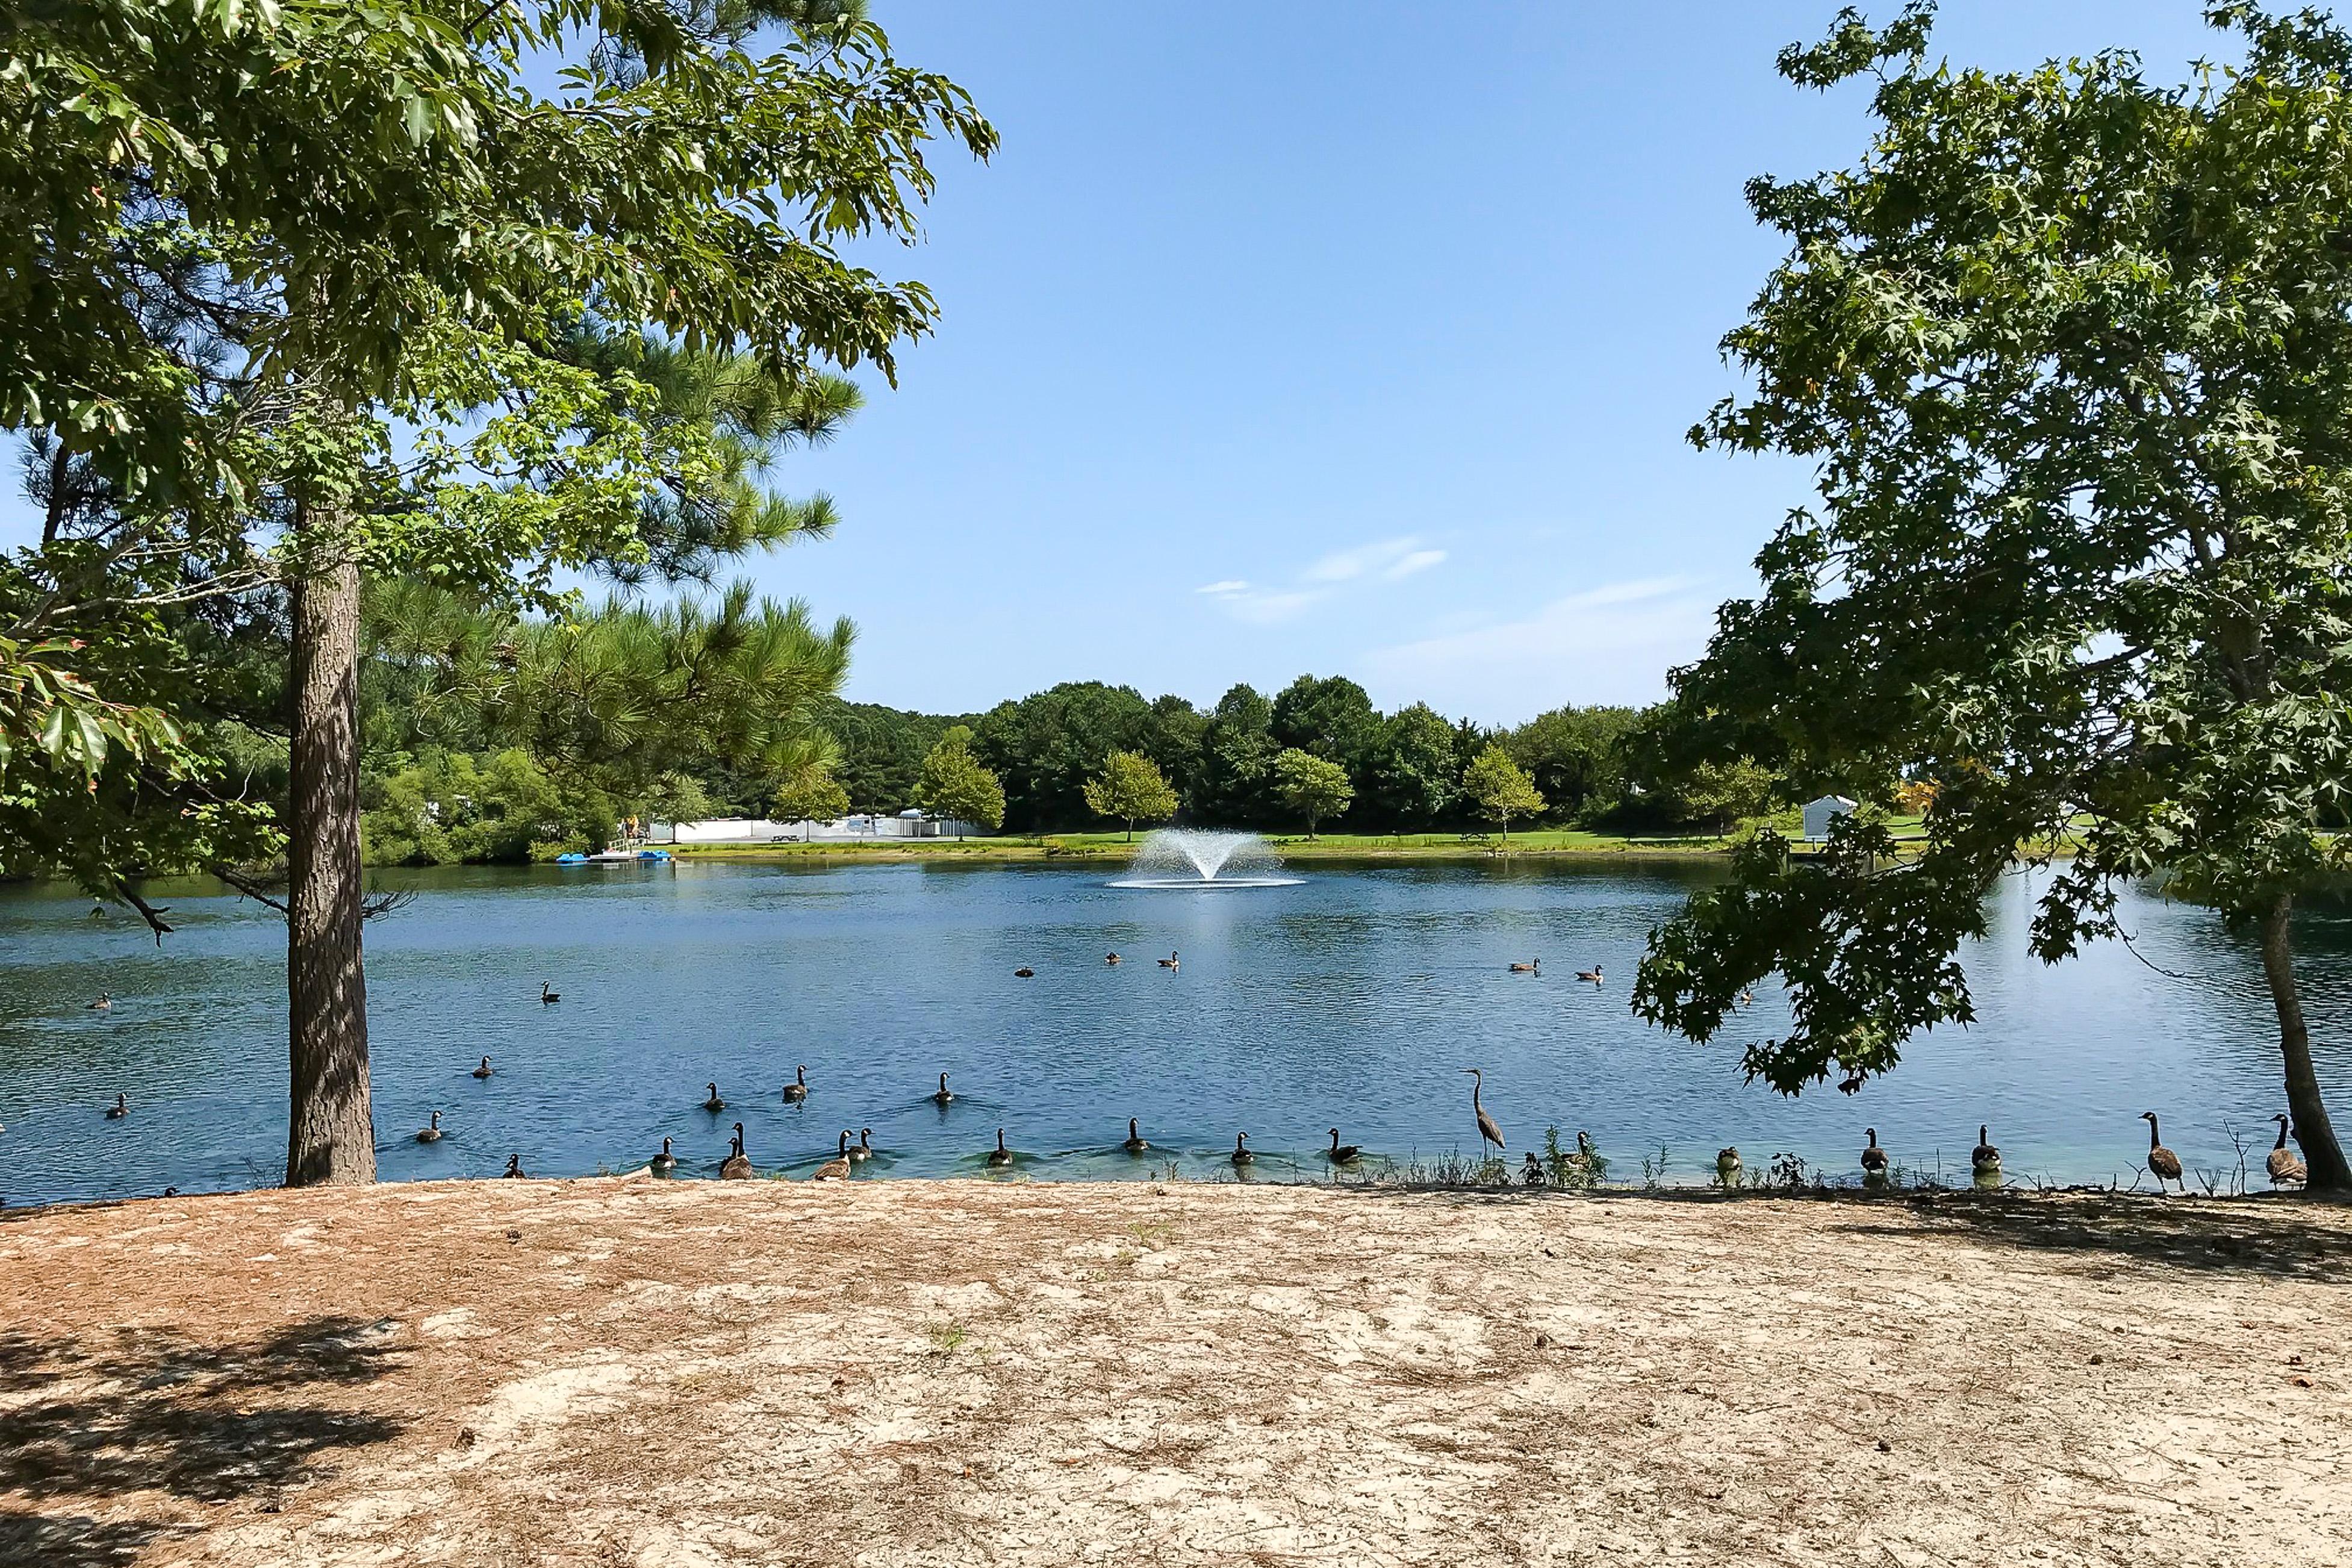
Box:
[1327,1127,1361,1165]
[782,1065,809,1103]
[1157,951,1180,971]
[650,1135,677,1173]
[850,1127,875,1163]
[1716,1146,1741,1184]
[472,1056,494,1079]
[1971,1124,2001,1177]
[2141,1111,2184,1193]
[1228,1132,1254,1167]
[417,1110,444,1144]
[1575,965,1604,985]
[104,1093,128,1120]
[1860,1127,1888,1180]
[932,1072,954,1106]
[986,1128,1015,1168]
[720,1124,754,1180]
[1121,1117,1149,1154]
[2268,1114,2308,1189]
[503,1154,526,1178]
[540,982,560,1005]
[1509,959,1541,974]
[702,1081,726,1113]
[1013,966,1035,978]
[87,993,112,1012]
[1106,952,1123,965]
[810,1130,852,1181]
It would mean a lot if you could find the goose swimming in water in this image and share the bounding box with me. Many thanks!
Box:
[1327,1128,1361,1165]
[472,1056,494,1079]
[87,993,111,1011]
[503,1154,526,1178]
[1971,1124,2000,1177]
[1574,965,1603,985]
[720,1124,754,1180]
[810,1130,852,1181]
[1860,1127,1888,1180]
[2141,1111,2183,1193]
[1122,1117,1149,1154]
[417,1110,444,1144]
[783,1065,809,1103]
[932,1072,954,1106]
[2268,1114,2308,1189]
[1106,952,1122,965]
[1230,1131,1254,1167]
[702,1082,726,1113]
[540,982,560,1005]
[850,1127,875,1163]
[104,1093,127,1120]
[650,1136,677,1173]
[1509,960,1540,974]
[986,1128,1015,1168]
[1463,1068,1505,1155]
[1013,966,1034,978]
[1157,951,1180,971]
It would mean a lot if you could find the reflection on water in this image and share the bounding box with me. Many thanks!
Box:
[1,859,2345,1205]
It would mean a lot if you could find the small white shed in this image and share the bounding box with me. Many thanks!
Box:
[1802,795,1857,843]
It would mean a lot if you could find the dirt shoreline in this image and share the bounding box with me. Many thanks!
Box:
[4,1178,2346,1567]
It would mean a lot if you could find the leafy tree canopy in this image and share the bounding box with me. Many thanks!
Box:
[1083,749,1179,840]
[1270,747,1354,837]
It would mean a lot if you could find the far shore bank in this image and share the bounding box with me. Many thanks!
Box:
[664,826,1742,866]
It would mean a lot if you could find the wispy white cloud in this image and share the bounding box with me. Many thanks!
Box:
[1364,576,1716,716]
[1384,548,1447,582]
[1193,579,1251,597]
[1199,535,1448,624]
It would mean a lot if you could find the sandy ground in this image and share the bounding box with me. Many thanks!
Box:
[2,1177,2347,1568]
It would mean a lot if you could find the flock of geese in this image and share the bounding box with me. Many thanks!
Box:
[77,967,2317,1193]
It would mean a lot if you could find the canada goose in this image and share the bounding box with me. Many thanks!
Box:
[1575,965,1603,985]
[1327,1128,1361,1164]
[987,1128,1014,1168]
[1122,1117,1149,1154]
[1013,966,1034,978]
[1510,960,1540,974]
[1106,952,1122,965]
[1716,1146,1741,1183]
[2268,1114,2309,1189]
[1861,1127,1888,1179]
[417,1110,444,1144]
[1738,988,1755,1008]
[540,982,559,1005]
[783,1065,808,1103]
[1568,1130,1598,1174]
[702,1082,726,1113]
[1230,1131,1254,1167]
[850,1127,875,1163]
[932,1072,954,1106]
[2141,1112,2183,1193]
[503,1154,526,1178]
[650,1136,677,1173]
[1463,1068,1505,1154]
[87,993,111,1011]
[104,1093,127,1119]
[1157,951,1180,970]
[472,1056,494,1079]
[1971,1124,2000,1177]
[720,1124,754,1180]
[810,1130,851,1181]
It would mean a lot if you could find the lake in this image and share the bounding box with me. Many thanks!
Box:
[2,857,2345,1206]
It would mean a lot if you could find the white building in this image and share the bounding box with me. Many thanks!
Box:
[1802,795,1857,842]
[650,811,986,844]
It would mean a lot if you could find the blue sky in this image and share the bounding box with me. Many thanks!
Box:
[2,1,2245,723]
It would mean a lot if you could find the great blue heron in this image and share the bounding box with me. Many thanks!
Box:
[1463,1069,1505,1155]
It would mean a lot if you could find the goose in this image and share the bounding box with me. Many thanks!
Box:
[540,982,560,1005]
[503,1154,526,1178]
[1568,1130,1598,1174]
[1575,965,1604,985]
[650,1136,677,1173]
[782,1065,809,1103]
[810,1130,852,1181]
[1860,1127,1888,1179]
[986,1128,1015,1168]
[1157,951,1180,971]
[104,1093,128,1120]
[1738,988,1756,1009]
[417,1110,444,1144]
[2141,1112,2183,1193]
[1716,1146,1741,1184]
[1229,1131,1254,1168]
[720,1124,754,1180]
[2268,1114,2308,1189]
[1327,1128,1361,1165]
[1106,952,1123,965]
[87,993,111,1011]
[1971,1124,2001,1177]
[1509,960,1541,974]
[850,1127,875,1163]
[1463,1068,1505,1155]
[1013,966,1035,978]
[932,1072,954,1106]
[471,1056,494,1079]
[1121,1117,1149,1154]
[702,1082,726,1113]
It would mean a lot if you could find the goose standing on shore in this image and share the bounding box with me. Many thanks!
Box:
[472,1056,494,1079]
[850,1127,875,1163]
[503,1154,526,1178]
[702,1082,726,1113]
[650,1136,677,1173]
[104,1093,128,1120]
[1716,1146,1741,1184]
[1463,1068,1505,1155]
[720,1124,754,1180]
[2268,1114,2308,1189]
[1971,1125,2001,1178]
[810,1131,851,1181]
[783,1065,809,1103]
[2141,1112,2184,1193]
[1229,1132,1254,1168]
[987,1128,1015,1168]
[1122,1118,1149,1154]
[932,1072,954,1106]
[417,1110,444,1144]
[1327,1128,1361,1165]
[1860,1128,1888,1181]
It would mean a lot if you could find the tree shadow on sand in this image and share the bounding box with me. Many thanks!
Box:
[0,1316,407,1568]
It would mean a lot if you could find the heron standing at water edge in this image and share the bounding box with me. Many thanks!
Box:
[1463,1069,1505,1156]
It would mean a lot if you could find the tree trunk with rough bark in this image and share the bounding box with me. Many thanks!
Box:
[285,547,375,1186]
[2259,894,2348,1194]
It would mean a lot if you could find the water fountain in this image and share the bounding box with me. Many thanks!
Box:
[1110,829,1301,888]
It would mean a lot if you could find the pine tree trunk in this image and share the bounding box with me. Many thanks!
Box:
[285,550,376,1187]
[2259,894,2347,1193]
